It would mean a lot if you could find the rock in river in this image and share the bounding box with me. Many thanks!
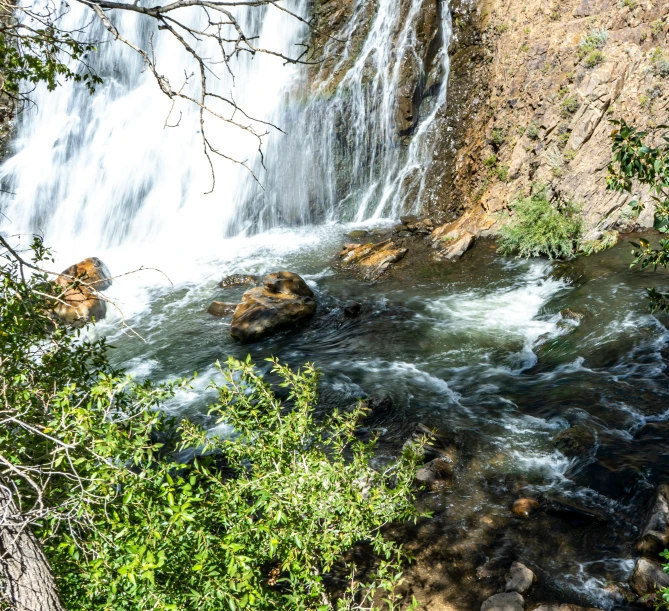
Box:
[480,592,524,611]
[230,271,316,343]
[552,425,596,458]
[512,498,540,519]
[637,484,669,558]
[207,301,237,317]
[218,274,258,288]
[338,240,408,281]
[53,257,112,326]
[629,557,669,597]
[505,562,536,595]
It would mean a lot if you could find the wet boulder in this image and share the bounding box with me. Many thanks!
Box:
[343,300,362,317]
[637,484,669,558]
[438,232,475,262]
[505,562,536,595]
[218,274,258,288]
[531,605,604,611]
[414,457,453,487]
[230,272,316,343]
[346,230,369,239]
[512,498,540,519]
[54,257,112,326]
[552,425,596,458]
[480,592,524,611]
[629,557,669,597]
[403,423,457,464]
[207,301,237,317]
[338,240,408,281]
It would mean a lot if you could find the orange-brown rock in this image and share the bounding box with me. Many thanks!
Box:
[207,301,237,317]
[57,257,112,291]
[230,272,316,343]
[338,240,408,281]
[512,498,540,519]
[53,257,111,326]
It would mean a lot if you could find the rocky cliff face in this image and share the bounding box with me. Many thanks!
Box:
[444,0,669,241]
[308,0,669,243]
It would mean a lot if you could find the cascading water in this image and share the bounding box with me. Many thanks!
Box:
[0,0,453,257]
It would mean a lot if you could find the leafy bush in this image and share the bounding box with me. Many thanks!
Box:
[527,123,539,140]
[491,128,506,147]
[560,96,581,117]
[497,188,583,259]
[0,238,423,611]
[584,50,604,68]
[651,47,669,77]
[579,28,608,55]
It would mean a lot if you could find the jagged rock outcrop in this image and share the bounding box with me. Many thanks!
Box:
[53,257,112,326]
[637,484,669,558]
[230,272,316,342]
[450,0,668,240]
[338,240,408,281]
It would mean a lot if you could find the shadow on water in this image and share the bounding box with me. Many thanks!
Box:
[104,232,669,610]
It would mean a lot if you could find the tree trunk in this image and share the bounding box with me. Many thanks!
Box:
[0,489,65,611]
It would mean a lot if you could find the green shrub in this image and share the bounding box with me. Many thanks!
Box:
[651,20,664,36]
[497,188,583,259]
[584,49,604,68]
[579,28,608,56]
[579,230,618,255]
[484,154,498,169]
[0,238,423,611]
[651,47,669,77]
[497,164,510,182]
[491,128,506,147]
[527,123,539,140]
[560,96,580,117]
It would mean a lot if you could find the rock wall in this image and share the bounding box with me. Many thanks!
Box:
[308,0,669,240]
[445,0,669,239]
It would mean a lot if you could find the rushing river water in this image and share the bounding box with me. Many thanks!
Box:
[1,0,668,606]
[82,224,666,610]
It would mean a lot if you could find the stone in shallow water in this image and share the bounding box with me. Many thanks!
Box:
[511,498,540,519]
[637,484,669,558]
[230,272,316,343]
[480,591,524,611]
[552,424,596,458]
[414,457,452,486]
[629,557,669,596]
[505,561,536,595]
[207,301,237,317]
[346,229,369,239]
[338,240,408,281]
[218,274,258,288]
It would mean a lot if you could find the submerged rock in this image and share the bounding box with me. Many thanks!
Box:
[218,274,258,288]
[54,257,112,326]
[629,557,669,597]
[531,605,604,611]
[346,229,369,239]
[207,301,237,317]
[552,425,596,458]
[637,484,669,559]
[505,562,536,595]
[230,271,316,343]
[414,457,453,486]
[512,498,540,519]
[403,422,457,464]
[480,591,524,611]
[338,240,408,281]
[343,300,362,317]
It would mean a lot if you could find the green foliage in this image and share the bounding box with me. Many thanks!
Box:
[0,238,423,611]
[651,20,664,36]
[0,25,101,96]
[578,28,608,57]
[526,123,539,140]
[560,96,581,118]
[607,118,669,313]
[583,50,604,68]
[579,230,618,256]
[650,47,669,78]
[497,187,583,259]
[491,128,506,147]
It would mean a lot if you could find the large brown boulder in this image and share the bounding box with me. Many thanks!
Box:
[629,557,669,597]
[230,272,316,343]
[637,485,669,559]
[53,257,112,326]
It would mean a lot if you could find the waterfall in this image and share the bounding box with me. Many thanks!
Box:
[0,0,452,264]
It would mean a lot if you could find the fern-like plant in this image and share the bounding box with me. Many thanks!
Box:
[497,188,583,259]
